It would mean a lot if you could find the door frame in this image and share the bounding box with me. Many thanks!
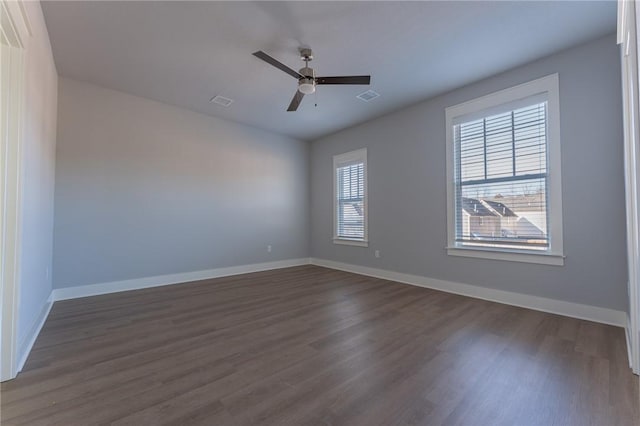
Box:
[0,0,29,382]
[619,0,640,375]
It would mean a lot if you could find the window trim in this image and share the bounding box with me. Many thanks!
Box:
[333,148,368,246]
[445,74,564,265]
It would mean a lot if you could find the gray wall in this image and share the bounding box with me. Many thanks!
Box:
[310,34,628,311]
[18,1,58,356]
[53,78,309,289]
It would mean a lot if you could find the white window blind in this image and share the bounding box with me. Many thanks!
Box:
[336,163,365,239]
[334,149,367,244]
[454,102,549,250]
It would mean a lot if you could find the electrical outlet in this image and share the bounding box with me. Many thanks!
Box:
[375,250,381,258]
[267,245,272,253]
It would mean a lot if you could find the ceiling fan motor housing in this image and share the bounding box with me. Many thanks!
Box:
[299,66,314,78]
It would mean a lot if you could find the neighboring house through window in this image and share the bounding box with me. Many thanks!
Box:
[334,148,368,246]
[445,74,564,265]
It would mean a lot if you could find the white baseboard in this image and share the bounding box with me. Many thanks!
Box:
[17,293,53,372]
[625,314,633,369]
[625,314,640,375]
[15,256,632,378]
[53,256,625,326]
[52,258,311,301]
[310,258,627,328]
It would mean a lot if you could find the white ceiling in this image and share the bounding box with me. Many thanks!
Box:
[41,1,617,141]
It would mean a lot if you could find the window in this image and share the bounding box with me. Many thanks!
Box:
[334,148,368,246]
[445,74,564,265]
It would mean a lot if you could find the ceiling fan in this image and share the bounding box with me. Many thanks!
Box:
[252,48,371,111]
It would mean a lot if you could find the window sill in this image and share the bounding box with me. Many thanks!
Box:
[334,238,369,247]
[446,245,564,266]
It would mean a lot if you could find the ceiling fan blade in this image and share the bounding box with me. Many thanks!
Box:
[287,90,305,111]
[253,51,303,79]
[316,75,371,85]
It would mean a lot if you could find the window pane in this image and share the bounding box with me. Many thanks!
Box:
[458,179,548,249]
[455,101,548,250]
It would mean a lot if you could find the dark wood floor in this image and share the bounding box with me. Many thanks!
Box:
[1,265,638,425]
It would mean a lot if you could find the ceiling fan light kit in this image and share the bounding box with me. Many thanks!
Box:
[252,47,371,111]
[298,80,316,95]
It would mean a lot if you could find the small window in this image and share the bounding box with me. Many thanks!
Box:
[334,148,368,246]
[446,74,564,265]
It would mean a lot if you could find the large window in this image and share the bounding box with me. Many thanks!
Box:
[446,74,564,265]
[334,148,368,246]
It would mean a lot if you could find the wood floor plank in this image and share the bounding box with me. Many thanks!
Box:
[1,265,637,425]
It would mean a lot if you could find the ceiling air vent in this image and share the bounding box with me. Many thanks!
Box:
[210,95,233,107]
[356,90,380,102]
